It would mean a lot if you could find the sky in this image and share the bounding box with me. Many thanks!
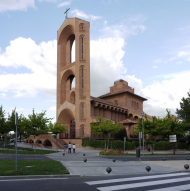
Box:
[0,0,190,122]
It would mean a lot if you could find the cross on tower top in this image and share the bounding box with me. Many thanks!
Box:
[64,8,70,19]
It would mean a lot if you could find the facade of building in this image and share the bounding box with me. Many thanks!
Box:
[56,17,151,143]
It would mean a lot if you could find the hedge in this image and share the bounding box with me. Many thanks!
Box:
[82,139,135,150]
[154,141,187,150]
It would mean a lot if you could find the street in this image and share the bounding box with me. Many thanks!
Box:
[0,172,190,191]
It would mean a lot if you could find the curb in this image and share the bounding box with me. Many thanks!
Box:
[0,174,82,180]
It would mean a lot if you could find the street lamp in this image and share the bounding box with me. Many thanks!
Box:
[141,112,144,155]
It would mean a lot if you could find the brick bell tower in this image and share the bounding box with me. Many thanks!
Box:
[56,17,91,139]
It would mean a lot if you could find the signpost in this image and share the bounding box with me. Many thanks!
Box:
[124,137,126,155]
[139,132,142,161]
[15,112,18,171]
[169,135,177,155]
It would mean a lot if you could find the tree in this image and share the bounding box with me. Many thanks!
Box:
[91,116,122,152]
[27,109,53,153]
[135,109,186,154]
[176,92,190,124]
[114,127,127,141]
[0,105,10,147]
[135,114,164,154]
[49,121,67,151]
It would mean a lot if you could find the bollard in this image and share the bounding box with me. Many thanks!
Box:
[146,166,151,172]
[83,159,87,162]
[112,159,116,162]
[62,153,65,156]
[83,153,85,156]
[184,164,189,170]
[163,157,166,161]
[187,157,190,160]
[106,167,112,174]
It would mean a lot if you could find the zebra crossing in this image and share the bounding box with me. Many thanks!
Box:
[85,173,190,191]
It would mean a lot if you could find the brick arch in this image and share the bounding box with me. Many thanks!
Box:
[36,139,42,144]
[70,90,75,104]
[79,23,85,30]
[58,108,75,124]
[134,116,138,122]
[128,113,134,120]
[58,24,75,68]
[43,139,52,147]
[60,69,75,105]
[29,139,33,143]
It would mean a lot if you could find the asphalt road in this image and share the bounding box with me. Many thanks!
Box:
[1,172,190,191]
[101,155,190,161]
[0,154,52,160]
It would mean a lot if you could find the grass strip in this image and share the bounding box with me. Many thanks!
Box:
[0,160,69,176]
[0,148,58,154]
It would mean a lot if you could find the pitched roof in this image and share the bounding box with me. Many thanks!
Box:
[90,96,128,110]
[98,90,147,101]
[119,119,137,124]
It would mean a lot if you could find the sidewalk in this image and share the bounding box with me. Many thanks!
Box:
[16,143,190,176]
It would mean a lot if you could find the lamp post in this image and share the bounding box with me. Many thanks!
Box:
[141,112,144,155]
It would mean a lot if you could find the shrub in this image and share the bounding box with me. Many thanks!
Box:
[154,141,172,150]
[82,139,134,150]
[177,142,187,149]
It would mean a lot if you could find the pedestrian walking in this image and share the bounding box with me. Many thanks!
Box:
[73,144,76,153]
[63,143,67,153]
[68,142,71,154]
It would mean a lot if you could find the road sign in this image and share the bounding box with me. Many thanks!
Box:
[169,135,177,142]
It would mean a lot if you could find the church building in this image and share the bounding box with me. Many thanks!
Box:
[56,16,152,147]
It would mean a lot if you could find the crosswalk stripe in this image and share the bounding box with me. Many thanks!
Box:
[96,177,190,191]
[85,173,187,185]
[146,184,190,191]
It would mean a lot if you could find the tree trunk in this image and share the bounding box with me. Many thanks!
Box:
[107,134,111,152]
[34,135,36,154]
[4,133,7,148]
[105,139,106,151]
[20,133,22,142]
[56,136,58,152]
[173,142,175,155]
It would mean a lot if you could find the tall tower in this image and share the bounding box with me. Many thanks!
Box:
[57,18,91,139]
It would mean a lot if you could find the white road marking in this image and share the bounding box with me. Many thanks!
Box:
[97,177,190,191]
[85,173,187,185]
[146,184,190,191]
[0,178,68,181]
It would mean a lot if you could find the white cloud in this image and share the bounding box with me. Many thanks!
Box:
[142,71,190,117]
[48,106,56,111]
[0,37,56,98]
[71,9,101,21]
[0,0,35,12]
[152,66,158,69]
[58,1,70,7]
[0,93,6,98]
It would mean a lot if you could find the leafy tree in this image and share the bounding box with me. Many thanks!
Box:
[91,116,122,152]
[135,109,186,154]
[49,121,67,151]
[27,109,53,153]
[114,127,127,141]
[0,105,10,147]
[135,114,164,154]
[176,92,190,127]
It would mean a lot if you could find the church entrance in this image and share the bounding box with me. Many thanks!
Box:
[70,120,75,138]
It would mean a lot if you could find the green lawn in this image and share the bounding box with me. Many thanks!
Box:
[0,147,58,154]
[0,160,69,176]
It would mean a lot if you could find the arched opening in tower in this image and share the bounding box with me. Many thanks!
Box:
[71,40,75,63]
[71,76,75,89]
